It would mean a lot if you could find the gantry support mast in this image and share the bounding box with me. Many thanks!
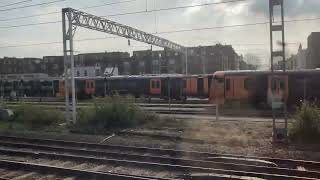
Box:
[269,0,287,142]
[62,8,186,123]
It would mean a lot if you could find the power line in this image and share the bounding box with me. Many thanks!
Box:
[105,0,246,17]
[0,0,140,21]
[0,0,244,21]
[0,20,60,28]
[0,0,32,8]
[0,2,319,30]
[156,22,269,34]
[0,34,301,49]
[0,37,119,48]
[82,0,138,10]
[0,14,319,33]
[0,0,65,12]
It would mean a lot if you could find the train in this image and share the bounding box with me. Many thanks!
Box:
[2,70,319,108]
[209,70,320,108]
[0,74,213,100]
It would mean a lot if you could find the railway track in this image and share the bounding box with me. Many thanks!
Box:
[0,135,318,179]
[4,101,290,118]
[2,97,209,104]
[4,102,217,116]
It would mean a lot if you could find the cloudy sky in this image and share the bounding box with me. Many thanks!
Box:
[0,0,319,67]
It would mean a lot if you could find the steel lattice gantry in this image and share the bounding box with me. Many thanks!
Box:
[62,8,186,123]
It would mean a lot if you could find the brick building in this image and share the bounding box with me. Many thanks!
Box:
[0,44,255,77]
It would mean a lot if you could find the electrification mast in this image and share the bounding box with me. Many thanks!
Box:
[269,0,287,142]
[62,8,186,123]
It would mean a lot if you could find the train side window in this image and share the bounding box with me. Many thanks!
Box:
[152,81,155,88]
[86,82,90,89]
[226,79,230,91]
[244,78,253,90]
[183,80,186,88]
[271,79,277,91]
[156,81,160,88]
[279,80,284,90]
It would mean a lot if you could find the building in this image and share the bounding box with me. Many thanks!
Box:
[43,56,64,77]
[0,57,43,75]
[307,32,320,69]
[0,44,256,76]
[74,66,101,77]
[286,55,297,70]
[296,44,307,70]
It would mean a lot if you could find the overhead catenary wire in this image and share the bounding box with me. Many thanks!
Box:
[0,34,301,49]
[0,0,65,12]
[0,0,245,21]
[1,15,319,30]
[105,0,247,17]
[0,0,140,21]
[0,0,137,22]
[0,0,32,8]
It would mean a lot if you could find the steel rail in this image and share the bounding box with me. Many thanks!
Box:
[0,134,320,169]
[0,147,317,180]
[0,135,318,171]
[0,159,166,180]
[0,140,318,179]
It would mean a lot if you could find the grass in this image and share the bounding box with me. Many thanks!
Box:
[289,102,320,143]
[71,95,160,134]
[0,103,65,133]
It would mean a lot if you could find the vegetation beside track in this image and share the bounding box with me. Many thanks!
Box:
[289,102,320,143]
[0,103,65,133]
[0,96,162,134]
[71,95,160,134]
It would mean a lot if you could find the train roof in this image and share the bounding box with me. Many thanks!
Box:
[214,69,320,76]
[0,73,213,82]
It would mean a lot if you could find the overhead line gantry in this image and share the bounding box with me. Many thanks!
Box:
[62,7,187,123]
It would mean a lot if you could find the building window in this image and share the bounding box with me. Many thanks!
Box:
[77,71,80,77]
[84,70,88,76]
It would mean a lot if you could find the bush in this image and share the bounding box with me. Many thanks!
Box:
[13,105,64,130]
[73,95,158,134]
[289,102,320,142]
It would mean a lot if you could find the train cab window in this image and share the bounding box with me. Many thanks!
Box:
[86,82,90,89]
[156,81,160,88]
[226,79,230,91]
[214,76,224,83]
[91,82,94,89]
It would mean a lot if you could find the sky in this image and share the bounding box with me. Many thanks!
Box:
[0,0,319,68]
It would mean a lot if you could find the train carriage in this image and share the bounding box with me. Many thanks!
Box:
[209,70,320,108]
[1,73,213,100]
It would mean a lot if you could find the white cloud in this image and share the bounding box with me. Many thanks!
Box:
[0,0,318,64]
